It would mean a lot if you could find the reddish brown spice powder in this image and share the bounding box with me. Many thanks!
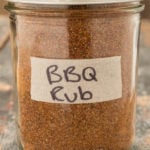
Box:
[8,2,143,150]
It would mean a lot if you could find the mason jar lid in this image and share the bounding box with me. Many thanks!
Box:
[7,0,141,5]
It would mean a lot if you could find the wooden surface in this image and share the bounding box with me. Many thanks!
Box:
[0,16,150,149]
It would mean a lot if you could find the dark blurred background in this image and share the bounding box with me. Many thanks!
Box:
[143,0,150,18]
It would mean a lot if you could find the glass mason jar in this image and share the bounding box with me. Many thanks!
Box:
[5,0,144,149]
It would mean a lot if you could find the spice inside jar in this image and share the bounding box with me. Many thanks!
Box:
[5,0,144,149]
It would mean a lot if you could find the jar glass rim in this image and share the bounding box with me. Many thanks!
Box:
[6,0,142,5]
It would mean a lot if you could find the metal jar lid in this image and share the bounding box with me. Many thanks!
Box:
[7,0,141,5]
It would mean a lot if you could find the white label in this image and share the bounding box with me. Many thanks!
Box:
[31,56,122,104]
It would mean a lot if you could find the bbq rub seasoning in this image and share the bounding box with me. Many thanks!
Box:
[5,0,144,149]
